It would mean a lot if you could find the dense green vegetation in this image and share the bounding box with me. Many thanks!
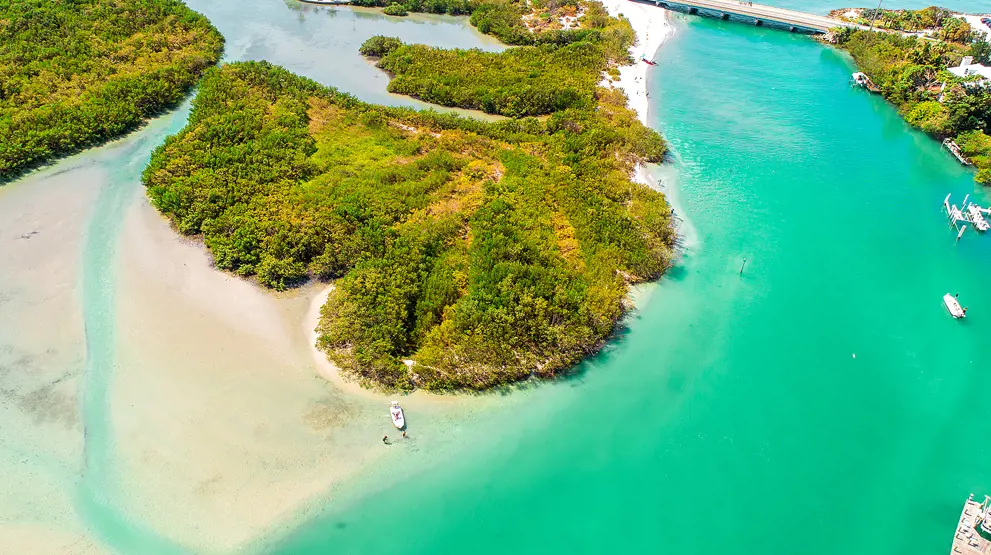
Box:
[383,3,409,15]
[143,62,672,391]
[0,0,223,180]
[361,37,605,117]
[836,28,991,184]
[359,0,635,118]
[351,0,632,58]
[832,6,976,41]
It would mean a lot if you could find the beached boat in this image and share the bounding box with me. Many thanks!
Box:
[851,72,881,93]
[390,401,405,429]
[944,293,966,318]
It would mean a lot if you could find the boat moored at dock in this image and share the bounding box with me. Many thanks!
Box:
[943,138,972,166]
[943,194,991,239]
[949,494,991,554]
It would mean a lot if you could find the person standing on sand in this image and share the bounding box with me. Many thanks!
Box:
[382,435,389,444]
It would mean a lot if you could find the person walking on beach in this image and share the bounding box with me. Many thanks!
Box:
[382,435,389,444]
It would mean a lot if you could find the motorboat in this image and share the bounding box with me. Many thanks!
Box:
[944,293,966,319]
[390,401,405,429]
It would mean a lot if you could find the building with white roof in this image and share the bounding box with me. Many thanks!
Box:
[949,56,991,86]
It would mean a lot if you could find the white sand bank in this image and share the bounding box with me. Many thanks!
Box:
[108,197,499,551]
[0,165,108,555]
[598,0,675,191]
[109,198,391,551]
[599,0,674,126]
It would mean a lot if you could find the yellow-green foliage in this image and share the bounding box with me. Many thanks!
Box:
[357,0,638,119]
[0,0,223,179]
[383,3,409,15]
[957,130,991,184]
[904,100,949,134]
[143,62,673,391]
[364,37,607,117]
[836,28,991,185]
[851,6,974,42]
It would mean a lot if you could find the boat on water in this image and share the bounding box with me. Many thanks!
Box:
[944,293,966,319]
[390,401,405,429]
[851,71,881,93]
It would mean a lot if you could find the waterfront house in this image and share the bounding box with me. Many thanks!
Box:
[948,56,991,87]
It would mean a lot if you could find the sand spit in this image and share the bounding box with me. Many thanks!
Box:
[0,165,110,555]
[108,197,389,551]
[598,0,674,191]
[107,197,498,551]
[599,0,674,127]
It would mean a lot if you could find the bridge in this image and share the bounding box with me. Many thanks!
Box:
[637,0,853,34]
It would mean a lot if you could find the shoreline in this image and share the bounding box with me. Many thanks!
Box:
[598,0,675,192]
[304,284,491,406]
[305,284,385,401]
[599,0,674,128]
[597,0,691,251]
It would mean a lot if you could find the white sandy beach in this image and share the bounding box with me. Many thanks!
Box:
[105,197,502,551]
[599,0,674,126]
[598,0,675,194]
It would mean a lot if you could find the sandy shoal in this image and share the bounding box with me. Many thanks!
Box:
[0,165,110,555]
[108,196,495,551]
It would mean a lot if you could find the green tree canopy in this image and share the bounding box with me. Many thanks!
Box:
[143,62,673,391]
[0,0,223,180]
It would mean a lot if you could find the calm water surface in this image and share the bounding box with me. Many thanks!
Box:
[2,0,991,552]
[266,4,991,555]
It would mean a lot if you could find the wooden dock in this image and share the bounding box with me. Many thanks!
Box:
[951,496,991,554]
[943,139,972,166]
[635,0,855,33]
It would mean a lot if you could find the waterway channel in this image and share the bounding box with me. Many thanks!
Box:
[265,5,991,555]
[1,0,990,553]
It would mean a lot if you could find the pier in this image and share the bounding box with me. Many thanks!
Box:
[945,194,991,238]
[943,139,972,166]
[950,495,991,554]
[637,0,852,33]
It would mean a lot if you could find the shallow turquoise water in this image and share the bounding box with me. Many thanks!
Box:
[265,9,991,555]
[3,0,991,552]
[0,3,506,552]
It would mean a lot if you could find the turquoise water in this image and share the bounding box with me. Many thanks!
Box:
[265,9,991,555]
[0,4,505,552]
[76,103,196,555]
[189,0,504,107]
[3,0,991,552]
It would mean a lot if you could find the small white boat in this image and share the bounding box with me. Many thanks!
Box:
[390,401,405,429]
[944,293,966,319]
